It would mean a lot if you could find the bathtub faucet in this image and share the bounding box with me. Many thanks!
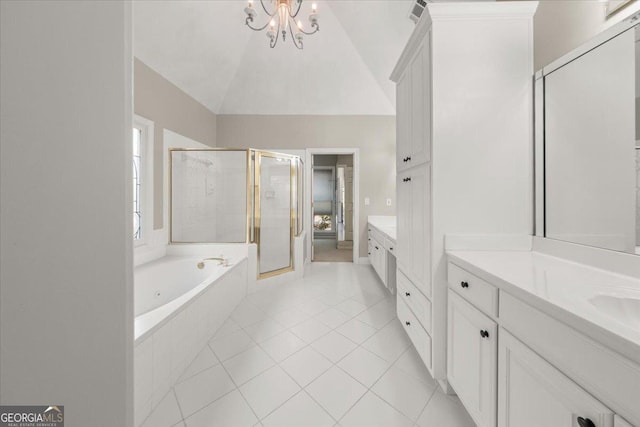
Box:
[197,255,229,269]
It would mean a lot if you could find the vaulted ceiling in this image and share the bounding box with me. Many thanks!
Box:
[133,1,415,115]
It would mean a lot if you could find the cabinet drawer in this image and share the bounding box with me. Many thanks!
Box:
[397,297,432,369]
[397,270,431,333]
[370,228,384,246]
[448,262,498,317]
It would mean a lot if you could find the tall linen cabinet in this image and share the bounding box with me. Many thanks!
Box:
[391,2,537,387]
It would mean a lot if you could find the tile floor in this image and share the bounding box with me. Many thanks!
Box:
[312,239,353,263]
[140,262,476,427]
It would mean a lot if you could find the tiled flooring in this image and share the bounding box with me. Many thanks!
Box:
[141,262,475,427]
[312,238,353,263]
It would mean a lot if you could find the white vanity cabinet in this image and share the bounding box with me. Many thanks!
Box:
[391,2,536,381]
[499,329,614,427]
[447,290,497,427]
[369,237,386,286]
[447,255,640,427]
[367,220,396,294]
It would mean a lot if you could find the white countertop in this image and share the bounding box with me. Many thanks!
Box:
[368,215,396,241]
[447,250,640,364]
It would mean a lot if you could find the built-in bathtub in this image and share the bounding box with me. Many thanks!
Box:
[133,251,248,426]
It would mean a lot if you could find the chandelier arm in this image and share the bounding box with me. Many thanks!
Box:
[289,23,303,49]
[246,18,274,31]
[299,23,319,35]
[259,0,273,15]
[246,8,279,31]
[290,0,303,18]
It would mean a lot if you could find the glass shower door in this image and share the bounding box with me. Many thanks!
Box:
[255,151,294,277]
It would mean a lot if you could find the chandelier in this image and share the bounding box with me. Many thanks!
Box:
[244,0,320,49]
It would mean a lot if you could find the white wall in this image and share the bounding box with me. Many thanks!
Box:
[516,0,640,69]
[0,2,133,426]
[134,59,218,229]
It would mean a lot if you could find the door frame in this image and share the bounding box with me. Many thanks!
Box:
[306,148,359,264]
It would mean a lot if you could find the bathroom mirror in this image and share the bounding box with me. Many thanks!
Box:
[541,23,639,254]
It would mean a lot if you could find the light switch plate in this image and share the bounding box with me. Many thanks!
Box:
[386,198,392,206]
[364,197,370,206]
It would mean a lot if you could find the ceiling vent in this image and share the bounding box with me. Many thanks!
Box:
[408,0,428,24]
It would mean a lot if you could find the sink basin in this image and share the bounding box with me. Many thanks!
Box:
[589,294,640,330]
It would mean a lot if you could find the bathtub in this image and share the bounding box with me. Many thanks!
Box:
[134,253,248,426]
[134,256,242,340]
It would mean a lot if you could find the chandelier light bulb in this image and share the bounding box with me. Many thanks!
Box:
[312,3,317,13]
[248,0,253,7]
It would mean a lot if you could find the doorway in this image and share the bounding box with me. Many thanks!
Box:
[311,153,355,262]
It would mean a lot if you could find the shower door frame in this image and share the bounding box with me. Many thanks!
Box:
[253,150,297,279]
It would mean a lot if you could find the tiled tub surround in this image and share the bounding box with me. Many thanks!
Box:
[446,247,640,426]
[135,256,249,426]
[140,262,475,427]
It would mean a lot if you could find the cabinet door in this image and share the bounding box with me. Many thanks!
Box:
[372,239,386,286]
[396,170,411,272]
[409,35,430,167]
[409,164,430,297]
[498,329,614,427]
[447,290,497,427]
[396,72,411,172]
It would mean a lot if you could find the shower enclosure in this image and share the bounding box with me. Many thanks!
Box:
[170,148,303,279]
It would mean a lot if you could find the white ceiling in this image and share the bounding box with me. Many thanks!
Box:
[133,0,415,115]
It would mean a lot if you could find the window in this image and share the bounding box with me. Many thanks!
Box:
[133,115,154,246]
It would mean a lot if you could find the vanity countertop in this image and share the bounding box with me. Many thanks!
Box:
[368,215,396,242]
[447,250,640,364]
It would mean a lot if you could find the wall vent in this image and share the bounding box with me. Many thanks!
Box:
[408,0,428,24]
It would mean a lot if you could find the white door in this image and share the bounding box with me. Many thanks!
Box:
[498,329,614,427]
[447,290,498,427]
[409,40,430,167]
[396,170,411,273]
[409,164,430,296]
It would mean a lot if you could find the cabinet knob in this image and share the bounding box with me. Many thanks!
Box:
[405,321,411,326]
[390,247,394,251]
[368,252,371,255]
[480,330,489,338]
[407,177,411,182]
[460,281,469,289]
[405,292,410,297]
[375,246,379,250]
[577,418,595,427]
[407,156,411,162]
